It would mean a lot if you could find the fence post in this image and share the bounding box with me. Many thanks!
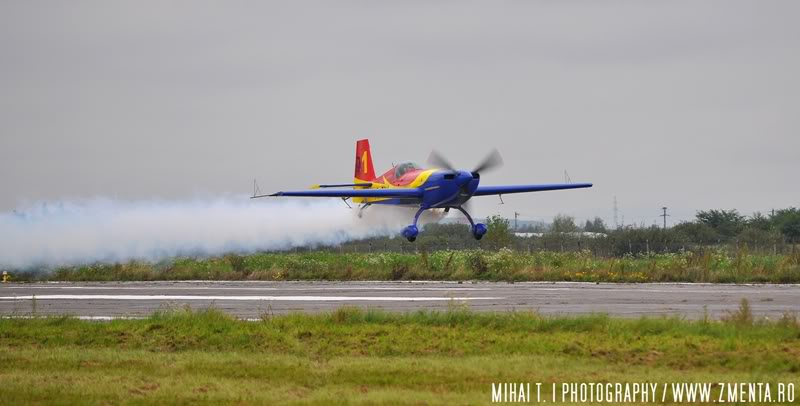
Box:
[646,239,650,256]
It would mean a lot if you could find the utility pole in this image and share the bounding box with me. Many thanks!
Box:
[660,207,669,230]
[613,196,619,229]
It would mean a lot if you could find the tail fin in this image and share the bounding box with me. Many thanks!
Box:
[354,139,376,182]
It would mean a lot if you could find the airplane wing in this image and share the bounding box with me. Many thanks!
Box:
[473,183,592,196]
[310,183,373,189]
[254,188,423,199]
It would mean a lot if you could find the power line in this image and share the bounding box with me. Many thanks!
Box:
[660,207,670,230]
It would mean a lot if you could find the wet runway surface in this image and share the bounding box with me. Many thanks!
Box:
[1,281,798,319]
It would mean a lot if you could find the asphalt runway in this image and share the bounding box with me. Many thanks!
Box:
[1,281,798,319]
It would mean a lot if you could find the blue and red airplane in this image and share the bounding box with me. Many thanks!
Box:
[256,139,592,242]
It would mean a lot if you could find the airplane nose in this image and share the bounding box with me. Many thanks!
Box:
[457,171,472,184]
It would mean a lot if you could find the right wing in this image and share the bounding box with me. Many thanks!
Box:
[473,183,592,196]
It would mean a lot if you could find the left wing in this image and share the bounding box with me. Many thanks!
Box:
[473,183,592,196]
[254,188,423,199]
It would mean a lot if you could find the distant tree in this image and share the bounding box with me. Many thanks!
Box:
[422,223,471,237]
[583,217,608,233]
[672,222,720,243]
[417,223,476,249]
[772,207,800,241]
[736,226,780,248]
[748,212,772,231]
[696,209,745,238]
[551,214,578,234]
[484,215,513,248]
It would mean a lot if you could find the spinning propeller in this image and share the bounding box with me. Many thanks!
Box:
[427,148,505,210]
[427,148,504,177]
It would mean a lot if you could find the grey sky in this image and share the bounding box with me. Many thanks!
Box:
[1,1,798,227]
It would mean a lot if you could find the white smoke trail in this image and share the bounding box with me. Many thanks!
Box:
[0,197,439,269]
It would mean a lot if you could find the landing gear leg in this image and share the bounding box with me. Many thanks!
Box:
[455,206,488,240]
[401,206,427,242]
[357,204,371,218]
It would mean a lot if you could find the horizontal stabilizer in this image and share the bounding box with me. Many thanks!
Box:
[310,183,373,189]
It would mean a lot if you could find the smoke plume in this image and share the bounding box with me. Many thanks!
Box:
[0,197,437,269]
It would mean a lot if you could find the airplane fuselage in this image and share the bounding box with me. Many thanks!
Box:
[356,166,479,209]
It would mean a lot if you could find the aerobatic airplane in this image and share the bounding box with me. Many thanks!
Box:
[255,139,592,242]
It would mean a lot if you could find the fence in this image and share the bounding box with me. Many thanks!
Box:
[301,236,798,257]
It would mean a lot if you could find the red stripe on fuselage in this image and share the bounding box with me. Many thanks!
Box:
[379,168,426,186]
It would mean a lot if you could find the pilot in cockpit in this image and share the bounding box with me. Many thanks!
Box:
[394,161,421,178]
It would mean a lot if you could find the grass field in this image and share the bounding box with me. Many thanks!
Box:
[12,249,800,283]
[1,304,799,404]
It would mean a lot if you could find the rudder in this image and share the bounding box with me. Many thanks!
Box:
[354,139,376,182]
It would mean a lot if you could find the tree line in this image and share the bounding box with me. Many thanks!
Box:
[330,207,800,256]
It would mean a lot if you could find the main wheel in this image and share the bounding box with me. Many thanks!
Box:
[401,225,419,242]
[471,223,488,240]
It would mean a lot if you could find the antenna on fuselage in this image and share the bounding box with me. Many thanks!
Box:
[252,179,262,198]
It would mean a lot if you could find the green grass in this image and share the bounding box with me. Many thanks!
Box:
[11,249,800,283]
[1,305,799,404]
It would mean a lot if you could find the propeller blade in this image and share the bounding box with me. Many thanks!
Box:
[427,150,456,171]
[472,148,504,174]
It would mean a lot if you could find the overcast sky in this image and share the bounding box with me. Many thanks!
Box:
[1,1,798,227]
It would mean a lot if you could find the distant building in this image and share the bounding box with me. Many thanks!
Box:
[514,232,607,239]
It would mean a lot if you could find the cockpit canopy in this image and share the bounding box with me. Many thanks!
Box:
[394,161,423,178]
